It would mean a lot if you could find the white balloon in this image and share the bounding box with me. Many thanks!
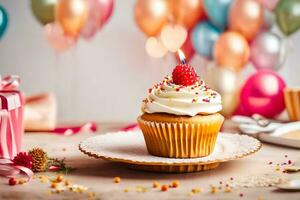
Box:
[250,31,286,71]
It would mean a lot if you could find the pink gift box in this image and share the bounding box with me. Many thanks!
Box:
[0,76,24,159]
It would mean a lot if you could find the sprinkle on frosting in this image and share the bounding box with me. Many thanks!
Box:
[141,76,222,116]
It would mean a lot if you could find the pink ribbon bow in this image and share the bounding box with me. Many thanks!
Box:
[0,158,34,182]
[0,75,21,91]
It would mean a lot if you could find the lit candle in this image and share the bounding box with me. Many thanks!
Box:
[178,49,186,65]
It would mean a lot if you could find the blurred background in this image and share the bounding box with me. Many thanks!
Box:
[1,0,300,123]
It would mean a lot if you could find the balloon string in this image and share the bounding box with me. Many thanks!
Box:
[71,43,78,119]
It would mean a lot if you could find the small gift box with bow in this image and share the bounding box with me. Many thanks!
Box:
[0,76,24,159]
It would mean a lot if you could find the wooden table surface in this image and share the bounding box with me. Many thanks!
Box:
[0,121,300,200]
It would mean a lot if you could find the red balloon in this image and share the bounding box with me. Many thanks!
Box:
[240,70,286,118]
[175,32,195,62]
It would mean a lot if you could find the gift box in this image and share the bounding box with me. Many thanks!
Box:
[0,76,24,159]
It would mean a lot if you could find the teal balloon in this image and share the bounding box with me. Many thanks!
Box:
[191,21,221,58]
[31,0,56,25]
[204,0,232,29]
[0,6,8,39]
[275,0,300,36]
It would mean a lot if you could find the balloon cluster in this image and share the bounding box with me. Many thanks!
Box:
[134,0,300,118]
[134,0,205,59]
[31,0,114,53]
[0,5,9,40]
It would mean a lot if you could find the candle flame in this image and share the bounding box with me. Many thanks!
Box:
[178,49,186,64]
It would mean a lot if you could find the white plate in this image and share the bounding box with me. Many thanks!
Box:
[258,122,300,148]
[79,131,261,173]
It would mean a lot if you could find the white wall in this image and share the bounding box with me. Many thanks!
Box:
[1,0,300,122]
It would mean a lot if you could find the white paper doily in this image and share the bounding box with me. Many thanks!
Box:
[79,131,261,166]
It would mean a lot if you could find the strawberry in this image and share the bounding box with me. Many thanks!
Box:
[172,64,198,86]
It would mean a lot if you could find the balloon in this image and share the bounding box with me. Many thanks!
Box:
[275,0,300,36]
[229,0,264,40]
[56,0,89,37]
[191,21,221,58]
[240,70,286,118]
[250,31,286,71]
[80,0,102,39]
[263,9,276,29]
[98,0,114,27]
[0,6,8,39]
[256,0,279,11]
[134,0,171,36]
[145,37,168,58]
[44,22,76,53]
[175,32,195,62]
[80,0,114,39]
[172,0,205,30]
[160,24,187,52]
[205,63,240,117]
[203,0,232,29]
[31,0,56,25]
[214,31,250,71]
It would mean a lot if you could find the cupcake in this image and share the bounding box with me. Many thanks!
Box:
[137,61,224,158]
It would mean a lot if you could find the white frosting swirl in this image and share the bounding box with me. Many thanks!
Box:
[142,76,222,116]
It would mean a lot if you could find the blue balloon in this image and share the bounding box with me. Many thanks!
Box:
[191,21,221,58]
[204,0,232,29]
[0,6,8,39]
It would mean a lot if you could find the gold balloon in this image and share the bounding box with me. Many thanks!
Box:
[55,0,89,37]
[221,92,240,117]
[205,65,240,117]
[214,31,250,71]
[229,0,264,40]
[171,0,204,29]
[134,0,171,36]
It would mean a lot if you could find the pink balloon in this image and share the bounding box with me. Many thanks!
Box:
[98,0,114,27]
[80,0,114,39]
[241,70,286,118]
[256,0,279,11]
[44,22,75,53]
[81,0,103,39]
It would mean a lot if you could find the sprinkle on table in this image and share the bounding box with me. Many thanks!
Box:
[171,180,179,188]
[210,185,218,194]
[191,188,201,194]
[161,185,168,192]
[153,181,160,188]
[51,182,58,189]
[56,175,64,183]
[224,187,232,193]
[8,178,17,186]
[65,180,72,186]
[114,177,121,183]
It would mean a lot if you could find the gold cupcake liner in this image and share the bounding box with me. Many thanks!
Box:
[284,88,300,121]
[137,118,223,158]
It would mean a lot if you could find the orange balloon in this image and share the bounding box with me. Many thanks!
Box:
[171,0,204,29]
[214,31,250,71]
[56,0,89,37]
[229,0,263,40]
[134,0,171,36]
